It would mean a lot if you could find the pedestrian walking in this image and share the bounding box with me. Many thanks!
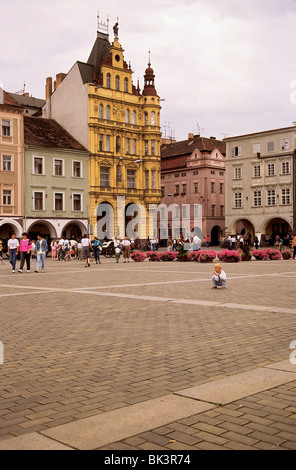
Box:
[115,245,121,263]
[35,234,48,273]
[8,232,19,273]
[18,233,32,273]
[50,239,58,261]
[293,234,296,260]
[81,234,92,267]
[93,237,102,264]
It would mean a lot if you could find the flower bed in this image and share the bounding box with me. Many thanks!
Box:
[252,249,282,260]
[190,250,217,263]
[131,252,147,262]
[265,248,282,260]
[160,251,177,262]
[282,249,292,260]
[146,251,162,262]
[252,249,268,261]
[217,249,242,263]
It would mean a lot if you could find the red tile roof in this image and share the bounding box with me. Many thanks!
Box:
[24,116,87,151]
[161,135,226,159]
[1,90,23,107]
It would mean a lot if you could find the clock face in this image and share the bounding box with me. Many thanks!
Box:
[115,54,120,62]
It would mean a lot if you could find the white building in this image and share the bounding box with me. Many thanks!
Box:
[225,125,296,244]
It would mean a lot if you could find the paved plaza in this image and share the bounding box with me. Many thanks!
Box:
[0,255,296,450]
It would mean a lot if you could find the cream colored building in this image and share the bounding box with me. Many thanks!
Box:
[225,125,296,243]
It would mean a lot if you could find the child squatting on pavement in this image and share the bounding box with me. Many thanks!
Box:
[212,263,227,289]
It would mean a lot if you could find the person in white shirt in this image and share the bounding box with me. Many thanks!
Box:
[8,233,20,272]
[81,234,92,267]
[192,235,201,251]
[212,264,227,289]
[122,237,131,263]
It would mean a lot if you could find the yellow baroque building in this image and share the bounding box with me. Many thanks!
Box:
[43,21,162,240]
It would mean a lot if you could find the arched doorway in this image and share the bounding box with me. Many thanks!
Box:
[211,226,221,246]
[232,219,255,239]
[0,221,23,252]
[61,221,87,241]
[96,202,115,241]
[262,217,292,246]
[27,221,57,246]
[125,203,143,239]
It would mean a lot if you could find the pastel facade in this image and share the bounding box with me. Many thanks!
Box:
[161,134,226,244]
[0,89,24,240]
[24,116,89,241]
[43,23,162,239]
[224,126,296,240]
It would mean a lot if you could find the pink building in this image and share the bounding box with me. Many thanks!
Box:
[161,133,226,245]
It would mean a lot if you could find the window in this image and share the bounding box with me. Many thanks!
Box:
[219,171,224,176]
[151,170,156,190]
[182,206,187,218]
[211,205,216,217]
[176,206,180,218]
[106,135,111,152]
[3,189,12,205]
[132,139,136,155]
[54,193,64,211]
[99,104,104,119]
[106,73,111,89]
[220,183,224,194]
[253,143,261,154]
[267,189,276,206]
[254,190,262,207]
[54,159,63,176]
[127,169,137,189]
[34,192,44,210]
[151,112,155,125]
[144,140,149,155]
[182,184,187,195]
[106,105,111,120]
[2,119,11,136]
[234,167,242,180]
[99,134,104,151]
[175,184,180,195]
[267,141,274,152]
[151,140,155,156]
[115,75,120,91]
[73,161,82,178]
[282,188,291,205]
[211,171,216,175]
[124,77,129,93]
[2,155,12,171]
[144,112,149,126]
[253,165,261,178]
[211,182,215,193]
[125,109,130,124]
[267,163,275,176]
[132,111,137,125]
[145,170,149,189]
[181,173,187,177]
[220,205,224,217]
[126,138,131,154]
[73,194,82,212]
[33,157,43,175]
[281,139,290,151]
[234,192,242,208]
[194,182,198,194]
[100,166,110,187]
[232,146,241,157]
[281,161,290,175]
[193,171,198,175]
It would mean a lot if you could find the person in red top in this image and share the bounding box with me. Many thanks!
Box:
[18,233,32,273]
[293,235,296,260]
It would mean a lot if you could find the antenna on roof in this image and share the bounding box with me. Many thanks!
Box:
[97,11,109,36]
[15,81,26,95]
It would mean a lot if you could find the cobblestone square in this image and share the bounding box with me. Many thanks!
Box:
[0,257,296,450]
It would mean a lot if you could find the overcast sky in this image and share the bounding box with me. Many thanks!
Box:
[1,0,296,140]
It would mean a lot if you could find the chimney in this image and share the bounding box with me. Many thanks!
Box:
[45,77,52,99]
[55,73,66,88]
[188,133,194,140]
[210,136,216,140]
